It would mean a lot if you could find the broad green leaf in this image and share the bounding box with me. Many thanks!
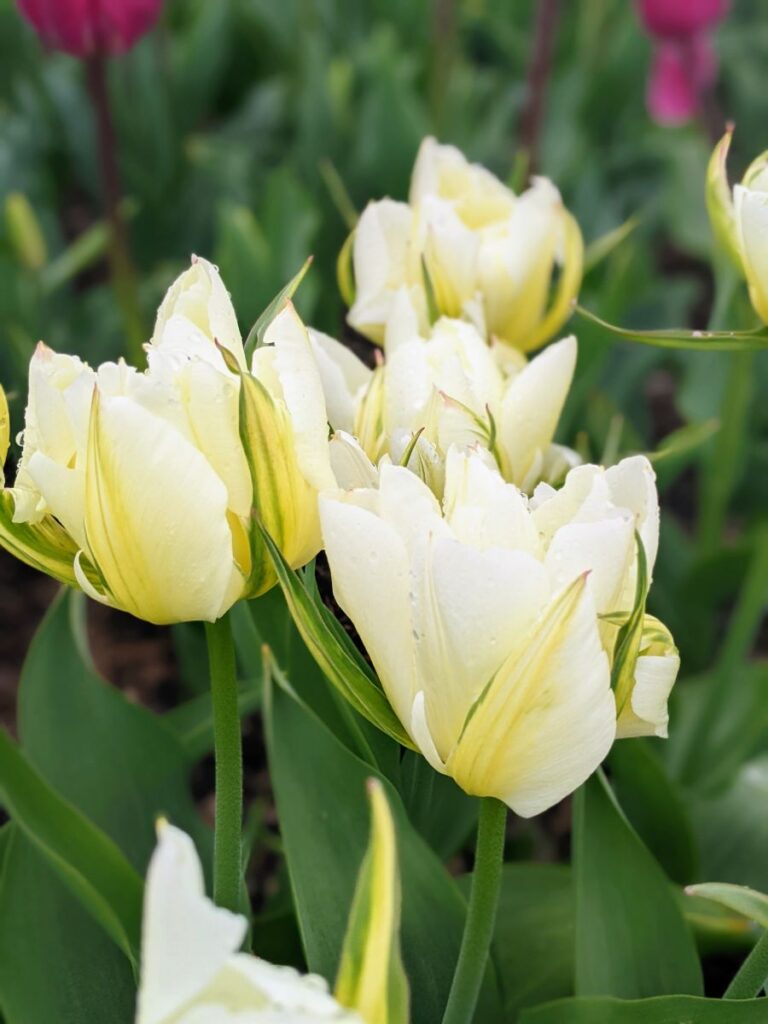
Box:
[258,521,414,750]
[576,305,768,350]
[243,256,313,360]
[521,995,768,1023]
[690,757,768,892]
[609,740,698,886]
[0,825,136,1024]
[573,771,702,998]
[687,883,768,930]
[0,728,143,963]
[263,666,501,1023]
[335,780,409,1024]
[16,591,212,871]
[399,751,478,861]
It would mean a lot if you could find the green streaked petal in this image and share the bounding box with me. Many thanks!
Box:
[0,491,79,587]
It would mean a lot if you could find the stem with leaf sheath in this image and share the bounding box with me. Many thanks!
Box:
[441,797,507,1024]
[725,929,768,999]
[205,612,243,912]
[85,54,146,367]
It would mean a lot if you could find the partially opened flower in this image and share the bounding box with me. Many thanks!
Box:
[136,822,362,1024]
[16,0,163,57]
[345,137,582,353]
[318,449,677,815]
[706,130,768,324]
[0,257,335,624]
[314,291,578,495]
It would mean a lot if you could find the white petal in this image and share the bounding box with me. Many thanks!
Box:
[309,329,372,434]
[497,335,576,487]
[319,491,417,731]
[617,652,680,740]
[328,432,379,490]
[349,200,414,343]
[261,303,335,494]
[447,578,616,817]
[85,394,240,624]
[545,516,635,614]
[25,452,87,550]
[604,455,660,578]
[137,823,247,1024]
[415,196,479,317]
[152,256,245,367]
[734,185,768,323]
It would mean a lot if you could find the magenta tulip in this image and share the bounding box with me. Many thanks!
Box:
[637,0,728,38]
[16,0,162,58]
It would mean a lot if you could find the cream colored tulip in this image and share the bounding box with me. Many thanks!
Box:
[319,449,677,815]
[319,290,578,494]
[1,257,335,623]
[347,137,583,352]
[136,822,362,1024]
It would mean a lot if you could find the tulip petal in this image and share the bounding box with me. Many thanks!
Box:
[0,492,79,587]
[706,128,742,268]
[545,515,635,614]
[136,823,247,1024]
[85,392,239,625]
[310,329,372,434]
[604,455,660,579]
[521,209,584,353]
[319,491,417,731]
[734,184,768,324]
[349,200,414,344]
[498,335,577,486]
[447,575,615,817]
[329,432,379,490]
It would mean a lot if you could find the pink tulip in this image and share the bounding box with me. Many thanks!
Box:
[635,0,728,125]
[16,0,162,58]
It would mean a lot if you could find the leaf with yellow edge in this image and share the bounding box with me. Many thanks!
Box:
[243,256,313,360]
[522,209,583,353]
[686,883,768,931]
[0,382,10,470]
[256,520,415,750]
[337,230,356,309]
[611,533,648,716]
[335,779,409,1024]
[0,492,79,587]
[706,126,742,269]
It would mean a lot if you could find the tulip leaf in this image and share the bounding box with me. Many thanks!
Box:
[335,780,409,1024]
[0,728,143,964]
[257,520,416,749]
[576,305,768,350]
[243,255,314,359]
[520,995,768,1023]
[573,770,703,998]
[263,664,502,1023]
[686,883,768,930]
[608,740,698,887]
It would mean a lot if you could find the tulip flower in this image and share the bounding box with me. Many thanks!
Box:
[0,257,335,625]
[636,0,728,126]
[16,0,163,58]
[706,129,768,324]
[313,291,578,494]
[136,781,405,1023]
[345,137,583,353]
[318,448,677,817]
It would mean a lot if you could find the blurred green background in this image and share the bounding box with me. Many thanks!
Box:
[1,0,768,940]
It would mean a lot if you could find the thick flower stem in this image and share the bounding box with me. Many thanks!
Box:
[725,930,768,999]
[205,612,243,913]
[85,54,146,368]
[442,797,507,1024]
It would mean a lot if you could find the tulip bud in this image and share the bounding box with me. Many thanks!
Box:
[318,449,675,816]
[0,257,335,624]
[136,821,364,1024]
[345,137,582,353]
[16,0,163,58]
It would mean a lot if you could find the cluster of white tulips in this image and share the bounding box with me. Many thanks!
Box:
[0,138,689,1022]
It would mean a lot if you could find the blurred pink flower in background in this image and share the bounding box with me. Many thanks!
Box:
[636,0,729,125]
[16,0,162,58]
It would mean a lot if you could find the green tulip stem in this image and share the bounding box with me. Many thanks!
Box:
[442,797,507,1024]
[725,929,768,999]
[205,612,243,913]
[85,54,146,368]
